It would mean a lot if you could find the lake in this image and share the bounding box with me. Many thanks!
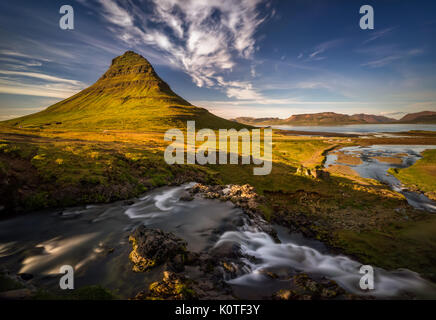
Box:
[272,124,436,134]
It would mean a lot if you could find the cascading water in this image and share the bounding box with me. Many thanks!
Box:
[1,183,436,299]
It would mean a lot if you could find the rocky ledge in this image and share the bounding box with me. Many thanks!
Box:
[129,225,252,300]
[273,273,364,300]
[186,183,277,239]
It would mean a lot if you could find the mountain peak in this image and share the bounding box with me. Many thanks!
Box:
[111,51,152,67]
[100,51,156,81]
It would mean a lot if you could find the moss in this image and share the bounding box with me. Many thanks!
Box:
[0,273,24,292]
[33,285,116,300]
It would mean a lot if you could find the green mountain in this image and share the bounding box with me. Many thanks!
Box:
[4,51,244,131]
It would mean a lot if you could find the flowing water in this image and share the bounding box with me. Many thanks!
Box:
[325,145,436,212]
[1,182,436,299]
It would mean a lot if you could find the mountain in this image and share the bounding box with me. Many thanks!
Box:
[4,51,244,131]
[233,112,395,126]
[230,117,283,126]
[398,111,436,124]
[349,113,395,123]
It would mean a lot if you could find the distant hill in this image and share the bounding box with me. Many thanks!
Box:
[3,51,245,131]
[230,117,283,126]
[398,111,436,124]
[232,112,396,126]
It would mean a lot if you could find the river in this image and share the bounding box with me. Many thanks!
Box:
[325,145,436,212]
[1,182,436,299]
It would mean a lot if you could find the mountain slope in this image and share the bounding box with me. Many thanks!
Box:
[4,51,244,131]
[398,111,436,124]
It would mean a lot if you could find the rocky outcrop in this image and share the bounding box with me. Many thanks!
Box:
[273,273,358,300]
[188,184,277,239]
[129,226,187,272]
[296,165,330,180]
[129,225,244,300]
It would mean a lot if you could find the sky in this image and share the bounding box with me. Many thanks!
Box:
[0,0,435,120]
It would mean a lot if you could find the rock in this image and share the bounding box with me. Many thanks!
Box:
[128,226,187,272]
[210,242,241,259]
[135,271,197,300]
[312,169,330,180]
[179,191,194,201]
[17,273,33,281]
[0,289,33,300]
[273,273,348,300]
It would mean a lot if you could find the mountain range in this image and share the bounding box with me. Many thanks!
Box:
[232,111,436,126]
[2,51,435,131]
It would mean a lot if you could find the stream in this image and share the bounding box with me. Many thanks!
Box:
[324,145,436,212]
[1,182,436,299]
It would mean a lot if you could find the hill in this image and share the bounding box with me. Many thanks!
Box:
[232,112,395,126]
[398,111,436,124]
[3,51,245,131]
[230,117,282,126]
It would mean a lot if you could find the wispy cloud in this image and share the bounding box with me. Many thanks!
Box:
[306,39,343,61]
[361,48,424,68]
[0,70,83,86]
[88,0,269,98]
[363,26,397,44]
[0,70,86,98]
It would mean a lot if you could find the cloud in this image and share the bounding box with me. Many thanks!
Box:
[0,70,83,86]
[363,26,397,44]
[0,50,52,63]
[307,39,343,61]
[0,70,86,98]
[91,0,268,97]
[362,48,424,68]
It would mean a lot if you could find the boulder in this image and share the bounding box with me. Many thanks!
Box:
[128,226,187,272]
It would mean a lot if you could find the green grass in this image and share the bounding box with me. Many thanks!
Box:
[389,149,436,193]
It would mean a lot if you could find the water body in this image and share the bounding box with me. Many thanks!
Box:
[272,124,436,134]
[1,183,436,299]
[325,145,436,212]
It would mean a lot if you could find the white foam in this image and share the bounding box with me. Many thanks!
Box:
[219,231,436,298]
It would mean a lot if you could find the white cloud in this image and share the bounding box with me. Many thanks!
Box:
[93,0,268,97]
[363,26,397,44]
[306,39,343,61]
[362,48,424,68]
[0,70,83,86]
[0,71,86,98]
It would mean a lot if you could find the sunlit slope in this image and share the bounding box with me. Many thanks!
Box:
[4,51,244,131]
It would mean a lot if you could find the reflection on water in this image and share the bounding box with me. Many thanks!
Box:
[325,145,436,212]
[1,183,436,299]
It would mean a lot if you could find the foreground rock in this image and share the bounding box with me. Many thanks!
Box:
[188,183,277,239]
[129,226,187,272]
[129,226,244,299]
[296,165,330,180]
[273,273,361,300]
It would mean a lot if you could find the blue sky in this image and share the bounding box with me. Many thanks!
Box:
[0,0,435,120]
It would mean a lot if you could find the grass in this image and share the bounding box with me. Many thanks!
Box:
[1,124,436,284]
[389,149,436,194]
[1,50,435,288]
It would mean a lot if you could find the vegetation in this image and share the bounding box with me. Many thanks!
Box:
[389,149,436,197]
[1,50,436,292]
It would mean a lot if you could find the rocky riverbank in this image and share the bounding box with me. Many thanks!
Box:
[127,184,363,300]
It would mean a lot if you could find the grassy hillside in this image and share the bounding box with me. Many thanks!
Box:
[390,149,436,199]
[3,51,245,132]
